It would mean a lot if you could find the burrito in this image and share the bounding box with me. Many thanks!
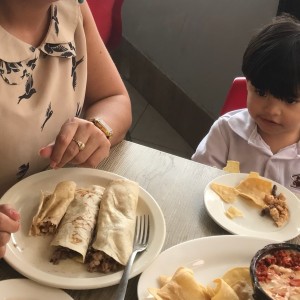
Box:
[50,185,105,264]
[30,180,76,236]
[86,178,139,273]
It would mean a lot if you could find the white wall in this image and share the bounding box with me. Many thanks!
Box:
[122,0,279,119]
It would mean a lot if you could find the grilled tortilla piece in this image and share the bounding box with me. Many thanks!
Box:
[86,178,139,273]
[50,185,105,264]
[29,181,76,236]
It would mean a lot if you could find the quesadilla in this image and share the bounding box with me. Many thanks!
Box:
[50,185,105,264]
[86,178,139,273]
[29,181,76,236]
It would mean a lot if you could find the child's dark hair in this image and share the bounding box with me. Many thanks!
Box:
[242,14,300,103]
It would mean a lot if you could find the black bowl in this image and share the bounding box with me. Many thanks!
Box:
[250,243,300,300]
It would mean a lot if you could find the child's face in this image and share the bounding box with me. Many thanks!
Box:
[247,81,300,141]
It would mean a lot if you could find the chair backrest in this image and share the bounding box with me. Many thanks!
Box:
[220,77,247,115]
[87,0,124,50]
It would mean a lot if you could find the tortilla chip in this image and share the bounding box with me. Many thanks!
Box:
[222,267,253,299]
[223,161,240,173]
[210,182,239,203]
[235,176,272,207]
[148,267,210,300]
[248,172,260,178]
[209,278,239,299]
[159,275,172,287]
[225,206,244,219]
[222,267,251,287]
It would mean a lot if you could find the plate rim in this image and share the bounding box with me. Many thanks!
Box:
[1,168,166,289]
[137,235,278,299]
[204,172,300,241]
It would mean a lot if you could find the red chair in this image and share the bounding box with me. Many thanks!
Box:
[220,77,247,115]
[87,0,124,50]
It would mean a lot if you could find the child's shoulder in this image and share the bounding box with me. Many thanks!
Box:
[216,108,255,138]
[218,108,249,124]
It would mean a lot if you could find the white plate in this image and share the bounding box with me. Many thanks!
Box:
[204,173,300,241]
[137,235,277,300]
[1,168,166,290]
[0,279,73,300]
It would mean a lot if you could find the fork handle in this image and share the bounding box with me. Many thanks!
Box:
[114,250,138,300]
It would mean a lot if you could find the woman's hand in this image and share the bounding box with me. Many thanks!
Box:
[0,204,20,258]
[39,117,111,169]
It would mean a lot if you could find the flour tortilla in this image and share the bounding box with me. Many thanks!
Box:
[29,181,76,236]
[91,178,139,265]
[50,185,105,263]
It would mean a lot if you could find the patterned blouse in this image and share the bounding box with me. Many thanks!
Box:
[0,0,87,196]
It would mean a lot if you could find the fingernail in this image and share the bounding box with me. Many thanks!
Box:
[50,161,57,169]
[9,209,20,220]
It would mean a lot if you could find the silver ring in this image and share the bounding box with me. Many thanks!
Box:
[72,138,85,151]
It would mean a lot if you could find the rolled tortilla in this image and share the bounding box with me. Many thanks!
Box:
[29,181,76,236]
[86,178,139,273]
[50,185,105,264]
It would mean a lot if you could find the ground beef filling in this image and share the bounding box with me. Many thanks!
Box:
[86,248,122,273]
[39,221,57,234]
[50,246,78,264]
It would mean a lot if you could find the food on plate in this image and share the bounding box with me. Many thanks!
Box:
[223,160,240,173]
[210,172,290,226]
[29,181,76,236]
[210,182,239,203]
[86,178,139,273]
[225,206,244,219]
[250,243,300,300]
[50,185,105,264]
[148,267,210,300]
[221,267,253,300]
[235,174,273,208]
[261,185,289,227]
[148,266,254,300]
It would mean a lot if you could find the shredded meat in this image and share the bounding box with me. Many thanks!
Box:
[50,246,78,264]
[85,248,122,273]
[261,185,289,227]
[39,221,57,234]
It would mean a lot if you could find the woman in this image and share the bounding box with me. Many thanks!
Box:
[0,0,131,257]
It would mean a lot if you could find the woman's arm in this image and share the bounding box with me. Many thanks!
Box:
[40,1,132,168]
[81,2,132,145]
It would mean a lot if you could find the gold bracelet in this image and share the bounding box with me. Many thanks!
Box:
[89,118,113,140]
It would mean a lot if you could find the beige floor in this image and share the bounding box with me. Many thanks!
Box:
[125,80,195,159]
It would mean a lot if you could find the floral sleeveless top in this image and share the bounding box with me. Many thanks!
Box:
[0,0,87,196]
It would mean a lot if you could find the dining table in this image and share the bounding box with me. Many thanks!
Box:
[0,140,299,299]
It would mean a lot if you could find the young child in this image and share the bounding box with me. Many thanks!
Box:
[0,0,131,257]
[192,15,300,195]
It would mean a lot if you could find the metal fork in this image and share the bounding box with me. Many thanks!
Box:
[114,215,150,300]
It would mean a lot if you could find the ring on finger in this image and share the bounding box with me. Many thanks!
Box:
[72,138,85,151]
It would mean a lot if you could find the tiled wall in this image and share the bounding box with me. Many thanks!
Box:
[111,38,214,149]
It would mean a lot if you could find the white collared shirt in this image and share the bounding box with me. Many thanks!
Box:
[192,109,300,194]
